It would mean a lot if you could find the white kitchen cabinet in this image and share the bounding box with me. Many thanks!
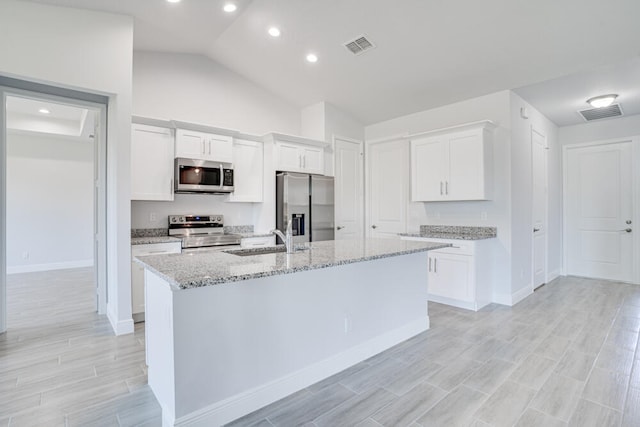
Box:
[410,121,495,202]
[131,123,175,201]
[175,128,233,163]
[401,236,492,311]
[131,241,182,322]
[229,139,264,202]
[274,140,325,175]
[240,235,276,248]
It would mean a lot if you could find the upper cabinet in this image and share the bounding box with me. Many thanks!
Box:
[131,122,175,201]
[228,138,264,203]
[271,134,327,175]
[175,128,233,163]
[410,121,495,202]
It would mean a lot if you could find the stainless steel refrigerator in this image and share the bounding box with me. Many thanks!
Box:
[276,172,335,244]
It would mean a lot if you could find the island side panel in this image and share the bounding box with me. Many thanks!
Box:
[168,251,428,425]
[144,270,177,425]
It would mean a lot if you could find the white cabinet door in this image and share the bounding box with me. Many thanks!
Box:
[207,134,233,163]
[368,139,408,238]
[131,124,174,201]
[175,129,207,159]
[229,139,263,202]
[301,145,324,174]
[448,131,487,200]
[428,252,473,302]
[335,138,364,239]
[411,137,447,201]
[176,129,233,162]
[275,141,303,172]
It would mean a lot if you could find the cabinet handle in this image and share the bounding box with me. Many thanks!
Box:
[451,245,461,249]
[434,258,437,273]
[298,155,302,168]
[170,178,173,194]
[428,257,432,272]
[440,181,443,195]
[303,155,306,168]
[208,141,211,155]
[336,226,344,230]
[445,181,448,195]
[201,140,206,155]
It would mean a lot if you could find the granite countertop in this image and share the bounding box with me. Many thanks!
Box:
[135,238,449,290]
[236,232,276,239]
[131,236,182,245]
[400,225,497,241]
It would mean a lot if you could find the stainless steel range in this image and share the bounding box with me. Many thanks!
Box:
[168,214,241,251]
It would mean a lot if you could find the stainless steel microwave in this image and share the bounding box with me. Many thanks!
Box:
[174,158,234,194]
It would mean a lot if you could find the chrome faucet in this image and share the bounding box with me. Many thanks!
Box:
[271,218,294,254]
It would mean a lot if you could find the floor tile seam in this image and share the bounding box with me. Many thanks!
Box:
[309,386,394,426]
[618,321,640,421]
[372,383,443,426]
[13,368,98,392]
[579,396,626,415]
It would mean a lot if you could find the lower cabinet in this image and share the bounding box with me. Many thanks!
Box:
[240,235,276,248]
[131,241,182,322]
[402,237,492,311]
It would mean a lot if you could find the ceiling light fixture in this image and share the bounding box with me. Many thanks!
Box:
[306,53,318,63]
[38,108,50,114]
[268,27,281,38]
[587,94,618,109]
[223,3,237,12]
[166,0,181,3]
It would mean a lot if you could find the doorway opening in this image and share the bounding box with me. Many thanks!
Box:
[0,84,108,333]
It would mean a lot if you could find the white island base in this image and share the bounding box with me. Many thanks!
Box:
[145,252,429,426]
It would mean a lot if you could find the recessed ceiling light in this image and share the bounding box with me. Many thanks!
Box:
[268,27,281,38]
[587,94,618,108]
[223,3,237,12]
[166,0,181,3]
[39,108,50,114]
[306,53,318,63]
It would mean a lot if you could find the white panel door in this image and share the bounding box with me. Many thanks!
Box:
[411,137,446,201]
[334,138,363,239]
[532,128,547,288]
[175,129,206,159]
[369,139,408,238]
[566,141,633,282]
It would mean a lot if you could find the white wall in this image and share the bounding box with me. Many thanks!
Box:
[365,91,513,301]
[0,0,134,334]
[6,132,93,273]
[559,113,640,145]
[509,93,561,296]
[133,52,300,136]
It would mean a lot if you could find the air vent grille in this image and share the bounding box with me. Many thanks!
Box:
[579,104,623,121]
[344,35,375,55]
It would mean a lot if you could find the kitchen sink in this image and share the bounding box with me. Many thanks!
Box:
[224,245,309,257]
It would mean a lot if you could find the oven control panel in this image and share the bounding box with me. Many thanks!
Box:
[169,215,223,225]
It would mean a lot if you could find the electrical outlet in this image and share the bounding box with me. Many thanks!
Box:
[149,212,157,222]
[22,251,29,260]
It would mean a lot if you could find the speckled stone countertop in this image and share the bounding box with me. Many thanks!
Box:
[236,232,276,239]
[135,238,449,290]
[131,236,182,245]
[399,225,497,240]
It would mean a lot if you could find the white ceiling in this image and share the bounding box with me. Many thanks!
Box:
[23,0,640,125]
[6,96,94,138]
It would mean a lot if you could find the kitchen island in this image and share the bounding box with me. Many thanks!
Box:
[136,238,448,426]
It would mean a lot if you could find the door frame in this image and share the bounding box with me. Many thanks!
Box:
[332,134,364,239]
[562,136,640,284]
[0,85,108,333]
[531,125,548,289]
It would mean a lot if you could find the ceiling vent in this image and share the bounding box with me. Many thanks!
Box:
[578,104,623,122]
[344,35,375,56]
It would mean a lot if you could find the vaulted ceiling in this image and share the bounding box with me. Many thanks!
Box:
[23,0,640,125]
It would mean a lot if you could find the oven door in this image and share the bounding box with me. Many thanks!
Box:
[175,158,224,193]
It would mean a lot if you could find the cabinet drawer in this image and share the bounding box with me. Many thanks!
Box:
[241,236,276,248]
[132,242,182,256]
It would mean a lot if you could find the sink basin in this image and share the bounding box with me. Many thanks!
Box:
[224,245,309,257]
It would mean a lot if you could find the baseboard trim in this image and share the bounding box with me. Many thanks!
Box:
[547,269,562,283]
[173,317,430,427]
[493,286,532,306]
[7,259,93,275]
[107,309,134,336]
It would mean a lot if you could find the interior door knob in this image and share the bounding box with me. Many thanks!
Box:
[627,220,632,225]
[371,225,377,229]
[533,228,540,232]
[336,226,344,230]
[626,228,633,233]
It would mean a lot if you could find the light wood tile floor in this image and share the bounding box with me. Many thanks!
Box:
[3,270,640,427]
[1,268,160,426]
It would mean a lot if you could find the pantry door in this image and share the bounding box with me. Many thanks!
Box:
[564,140,635,282]
[368,138,408,238]
[334,137,364,240]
